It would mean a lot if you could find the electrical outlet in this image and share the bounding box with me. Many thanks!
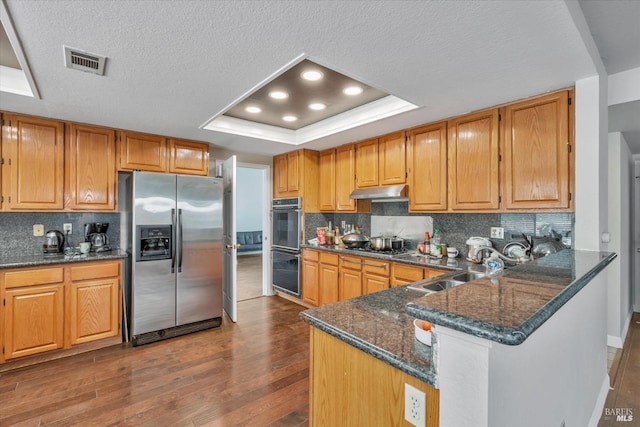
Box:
[63,223,73,234]
[490,227,504,239]
[33,224,45,237]
[404,383,426,427]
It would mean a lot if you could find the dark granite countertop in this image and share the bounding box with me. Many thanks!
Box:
[0,250,128,269]
[407,249,616,345]
[300,243,472,271]
[300,249,616,386]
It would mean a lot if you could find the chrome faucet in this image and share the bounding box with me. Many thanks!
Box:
[474,246,531,264]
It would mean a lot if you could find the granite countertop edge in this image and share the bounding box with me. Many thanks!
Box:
[300,311,437,387]
[407,251,618,346]
[0,250,129,269]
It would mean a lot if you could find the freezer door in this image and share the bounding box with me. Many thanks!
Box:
[131,172,177,335]
[176,175,223,325]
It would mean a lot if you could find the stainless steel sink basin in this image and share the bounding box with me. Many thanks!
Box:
[407,270,485,294]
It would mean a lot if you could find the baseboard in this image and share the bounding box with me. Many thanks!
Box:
[588,374,611,427]
[607,310,635,348]
[607,334,624,348]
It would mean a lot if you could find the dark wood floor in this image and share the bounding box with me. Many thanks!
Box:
[0,297,309,427]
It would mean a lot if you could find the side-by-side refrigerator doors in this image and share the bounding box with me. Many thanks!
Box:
[132,172,177,335]
[176,175,223,325]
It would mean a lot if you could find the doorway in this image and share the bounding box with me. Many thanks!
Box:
[236,163,272,301]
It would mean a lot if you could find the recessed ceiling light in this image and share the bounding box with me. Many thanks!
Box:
[245,106,262,113]
[309,103,326,111]
[301,70,324,81]
[282,115,298,122]
[269,90,289,100]
[343,86,363,96]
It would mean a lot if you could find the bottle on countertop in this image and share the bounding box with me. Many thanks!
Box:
[423,232,430,254]
[485,252,504,278]
[431,228,441,256]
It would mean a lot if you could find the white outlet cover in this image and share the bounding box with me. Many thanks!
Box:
[404,383,426,427]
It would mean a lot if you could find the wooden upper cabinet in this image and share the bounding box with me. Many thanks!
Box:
[168,139,209,176]
[274,154,288,196]
[66,124,116,211]
[336,144,357,211]
[319,148,336,211]
[3,114,65,210]
[378,131,406,186]
[407,122,447,211]
[117,131,167,172]
[355,138,379,188]
[272,149,319,211]
[503,91,571,210]
[448,109,500,210]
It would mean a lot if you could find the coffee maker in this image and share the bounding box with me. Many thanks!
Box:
[84,222,111,252]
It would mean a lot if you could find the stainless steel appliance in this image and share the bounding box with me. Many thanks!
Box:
[84,222,111,252]
[43,230,64,255]
[126,171,223,346]
[271,197,302,298]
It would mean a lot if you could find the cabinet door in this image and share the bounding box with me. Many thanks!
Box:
[448,109,500,210]
[336,144,357,211]
[355,138,379,188]
[68,277,120,345]
[302,258,320,307]
[363,273,389,295]
[319,263,339,306]
[168,139,209,176]
[67,124,116,211]
[273,154,288,197]
[339,269,362,301]
[118,131,167,172]
[287,151,300,193]
[391,263,424,287]
[503,91,570,209]
[4,114,65,210]
[378,131,406,186]
[3,284,65,359]
[407,122,447,211]
[319,149,336,211]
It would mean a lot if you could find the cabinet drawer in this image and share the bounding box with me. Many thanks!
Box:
[319,252,338,266]
[3,267,64,289]
[303,249,319,262]
[425,268,447,278]
[363,259,390,277]
[71,262,120,281]
[392,263,424,282]
[339,255,362,271]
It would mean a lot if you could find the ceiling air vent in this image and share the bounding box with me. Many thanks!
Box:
[63,46,106,76]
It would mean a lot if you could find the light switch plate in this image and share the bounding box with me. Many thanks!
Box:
[33,224,45,237]
[63,223,73,234]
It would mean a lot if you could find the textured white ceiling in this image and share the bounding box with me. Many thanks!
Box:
[0,0,627,157]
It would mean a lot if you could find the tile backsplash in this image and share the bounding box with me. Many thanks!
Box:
[0,212,121,257]
[305,202,574,257]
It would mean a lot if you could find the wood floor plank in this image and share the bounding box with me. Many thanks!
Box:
[0,296,309,427]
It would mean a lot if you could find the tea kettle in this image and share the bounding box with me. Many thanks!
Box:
[43,230,65,254]
[465,236,493,264]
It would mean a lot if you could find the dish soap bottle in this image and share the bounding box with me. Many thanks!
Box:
[485,252,504,277]
[431,228,441,257]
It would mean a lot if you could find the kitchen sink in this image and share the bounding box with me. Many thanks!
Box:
[407,270,486,294]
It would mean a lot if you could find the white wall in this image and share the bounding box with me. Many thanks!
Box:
[607,133,634,347]
[236,167,264,232]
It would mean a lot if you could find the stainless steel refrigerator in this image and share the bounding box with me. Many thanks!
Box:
[126,171,223,345]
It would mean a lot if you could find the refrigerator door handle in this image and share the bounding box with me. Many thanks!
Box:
[171,208,176,273]
[178,208,184,273]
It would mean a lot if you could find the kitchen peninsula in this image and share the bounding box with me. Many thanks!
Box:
[300,249,616,427]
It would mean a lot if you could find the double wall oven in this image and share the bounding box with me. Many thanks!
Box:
[271,197,302,298]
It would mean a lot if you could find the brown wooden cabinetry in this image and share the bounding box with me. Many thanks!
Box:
[117,131,167,172]
[448,109,500,210]
[168,138,209,176]
[378,130,406,186]
[336,144,358,211]
[302,249,320,307]
[1,114,65,210]
[0,260,123,365]
[272,149,319,211]
[339,255,363,301]
[407,122,448,211]
[68,261,121,345]
[502,90,571,210]
[391,263,424,287]
[319,252,339,306]
[362,258,390,295]
[355,138,379,188]
[66,123,117,211]
[425,267,448,278]
[318,149,336,211]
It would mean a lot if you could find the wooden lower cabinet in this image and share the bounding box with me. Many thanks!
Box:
[318,252,339,305]
[310,328,439,427]
[0,261,122,364]
[339,255,363,300]
[302,250,320,306]
[362,258,390,295]
[392,263,425,287]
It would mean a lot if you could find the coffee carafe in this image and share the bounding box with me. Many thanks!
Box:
[84,222,111,252]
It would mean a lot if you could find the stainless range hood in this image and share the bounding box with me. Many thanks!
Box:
[349,184,408,201]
